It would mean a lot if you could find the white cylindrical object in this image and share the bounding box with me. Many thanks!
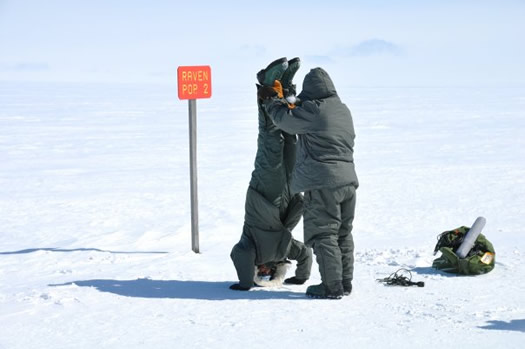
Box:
[456,216,486,258]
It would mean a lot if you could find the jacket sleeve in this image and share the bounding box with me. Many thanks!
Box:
[230,233,256,289]
[287,239,312,280]
[282,193,304,231]
[264,98,319,135]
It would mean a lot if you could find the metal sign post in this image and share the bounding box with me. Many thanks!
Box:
[188,99,199,253]
[177,65,211,253]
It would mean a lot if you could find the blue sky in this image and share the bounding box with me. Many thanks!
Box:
[1,0,524,87]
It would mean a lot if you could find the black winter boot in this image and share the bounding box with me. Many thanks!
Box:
[306,281,343,299]
[280,57,300,90]
[256,57,288,87]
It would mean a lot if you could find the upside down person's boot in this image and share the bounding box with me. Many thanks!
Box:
[256,57,289,87]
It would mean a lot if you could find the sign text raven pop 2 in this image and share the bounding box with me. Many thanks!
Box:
[177,66,212,100]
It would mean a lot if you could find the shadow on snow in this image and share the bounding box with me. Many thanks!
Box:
[478,319,525,333]
[410,266,459,276]
[49,278,307,301]
[0,248,168,255]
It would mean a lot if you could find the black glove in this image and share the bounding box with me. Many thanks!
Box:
[257,85,278,100]
[284,276,307,285]
[229,283,251,291]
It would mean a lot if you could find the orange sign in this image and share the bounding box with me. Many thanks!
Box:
[177,65,212,100]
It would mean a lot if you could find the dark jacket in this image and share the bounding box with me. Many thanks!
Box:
[230,99,311,289]
[264,68,359,193]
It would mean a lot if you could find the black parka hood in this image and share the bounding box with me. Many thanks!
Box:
[297,67,337,101]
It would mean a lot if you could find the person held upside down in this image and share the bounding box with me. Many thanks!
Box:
[230,57,312,291]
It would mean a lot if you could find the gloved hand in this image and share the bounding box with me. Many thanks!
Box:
[284,276,307,285]
[229,283,251,291]
[257,85,278,100]
[273,80,297,109]
[257,80,285,100]
[284,84,296,99]
[272,80,284,98]
[257,80,295,109]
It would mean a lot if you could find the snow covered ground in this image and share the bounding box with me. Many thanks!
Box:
[1,81,524,348]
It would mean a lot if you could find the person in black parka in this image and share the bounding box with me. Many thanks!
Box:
[261,67,359,299]
[229,58,312,291]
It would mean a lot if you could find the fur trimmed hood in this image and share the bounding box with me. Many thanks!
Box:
[253,262,290,287]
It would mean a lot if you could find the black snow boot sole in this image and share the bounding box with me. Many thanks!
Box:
[306,293,343,300]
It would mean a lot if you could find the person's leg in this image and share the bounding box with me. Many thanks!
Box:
[338,186,356,295]
[303,188,344,298]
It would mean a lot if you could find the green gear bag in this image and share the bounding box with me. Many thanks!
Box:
[432,226,496,275]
